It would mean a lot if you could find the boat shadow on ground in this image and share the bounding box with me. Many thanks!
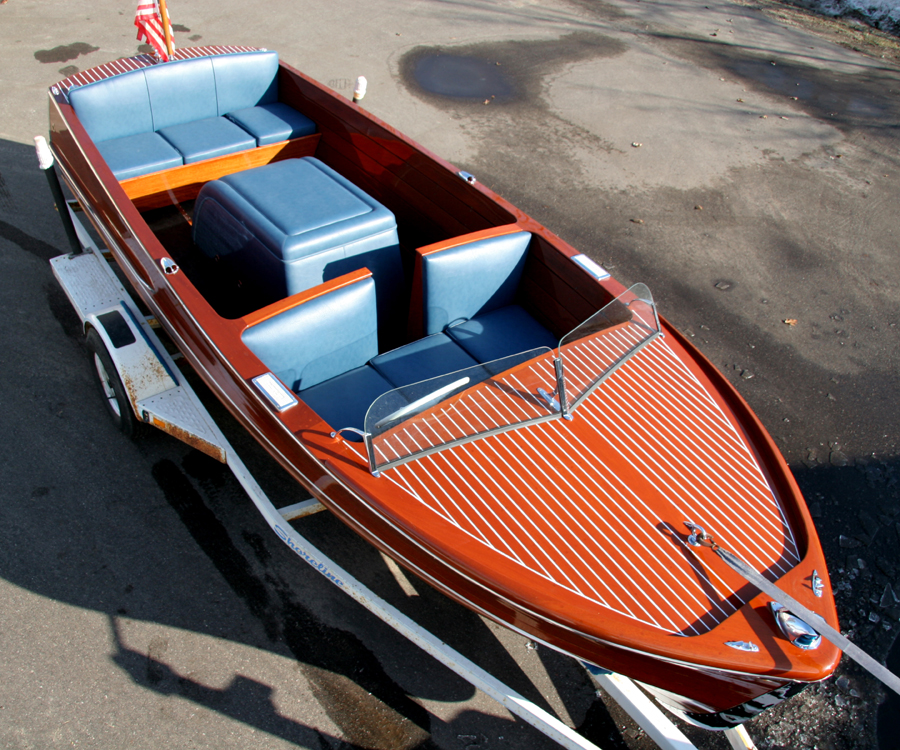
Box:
[155,442,622,748]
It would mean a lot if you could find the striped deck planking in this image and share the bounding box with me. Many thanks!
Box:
[379,333,800,636]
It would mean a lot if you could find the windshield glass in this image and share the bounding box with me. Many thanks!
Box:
[364,346,557,473]
[558,283,660,414]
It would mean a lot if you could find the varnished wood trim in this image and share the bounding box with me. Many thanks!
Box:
[415,224,524,257]
[122,134,321,210]
[240,267,373,329]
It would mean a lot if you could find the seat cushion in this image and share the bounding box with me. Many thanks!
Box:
[95,132,184,180]
[300,365,394,440]
[446,305,557,363]
[226,103,316,146]
[158,116,257,164]
[371,333,479,389]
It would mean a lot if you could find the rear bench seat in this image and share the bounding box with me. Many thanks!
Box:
[67,50,315,180]
[192,156,403,320]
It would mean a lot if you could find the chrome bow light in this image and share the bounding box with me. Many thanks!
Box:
[770,603,822,650]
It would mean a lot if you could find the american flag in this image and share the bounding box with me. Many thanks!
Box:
[134,0,174,62]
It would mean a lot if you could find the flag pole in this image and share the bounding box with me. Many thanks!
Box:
[158,0,174,58]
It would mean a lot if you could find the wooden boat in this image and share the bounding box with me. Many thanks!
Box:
[46,46,840,729]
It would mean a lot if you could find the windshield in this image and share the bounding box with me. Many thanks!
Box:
[557,283,659,414]
[359,284,660,473]
[364,346,558,473]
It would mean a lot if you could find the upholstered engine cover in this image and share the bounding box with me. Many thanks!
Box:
[193,157,402,313]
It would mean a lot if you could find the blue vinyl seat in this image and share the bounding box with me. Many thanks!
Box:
[418,230,557,364]
[68,51,316,180]
[371,333,479,389]
[241,274,394,438]
[446,305,557,363]
[226,102,317,146]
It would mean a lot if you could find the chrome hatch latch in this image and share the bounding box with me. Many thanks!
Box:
[811,569,824,598]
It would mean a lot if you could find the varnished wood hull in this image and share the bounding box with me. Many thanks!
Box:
[48,47,840,725]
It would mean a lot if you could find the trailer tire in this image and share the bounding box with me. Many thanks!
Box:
[86,328,142,439]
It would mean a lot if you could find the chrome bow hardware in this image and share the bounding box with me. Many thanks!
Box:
[769,603,822,651]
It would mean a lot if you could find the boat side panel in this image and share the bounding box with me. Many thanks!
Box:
[518,231,623,339]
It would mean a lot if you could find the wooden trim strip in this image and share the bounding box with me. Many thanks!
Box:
[122,134,321,210]
[415,224,523,257]
[240,268,373,329]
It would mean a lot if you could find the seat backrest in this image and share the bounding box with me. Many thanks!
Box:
[68,51,280,141]
[211,51,279,115]
[68,68,155,143]
[241,274,378,392]
[144,56,219,130]
[420,230,532,335]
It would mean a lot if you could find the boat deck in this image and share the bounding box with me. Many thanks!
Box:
[379,334,800,636]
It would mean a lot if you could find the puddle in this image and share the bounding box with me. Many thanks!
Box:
[399,32,627,110]
[411,54,513,101]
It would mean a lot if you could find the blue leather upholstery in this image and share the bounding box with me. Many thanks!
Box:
[193,157,401,312]
[422,231,532,335]
[210,51,279,114]
[144,57,219,129]
[95,132,183,180]
[66,51,316,180]
[241,276,379,392]
[158,116,257,163]
[418,231,561,364]
[447,304,557,363]
[68,70,155,142]
[299,366,394,440]
[371,333,479,388]
[226,103,317,146]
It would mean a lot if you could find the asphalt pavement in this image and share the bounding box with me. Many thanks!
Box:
[1,1,899,749]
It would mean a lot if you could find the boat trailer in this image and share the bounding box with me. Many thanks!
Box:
[43,155,758,750]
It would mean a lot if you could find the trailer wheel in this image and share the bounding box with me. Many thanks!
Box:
[86,328,141,438]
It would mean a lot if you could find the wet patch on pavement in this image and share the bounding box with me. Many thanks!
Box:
[653,34,900,138]
[400,32,627,110]
[34,42,99,64]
